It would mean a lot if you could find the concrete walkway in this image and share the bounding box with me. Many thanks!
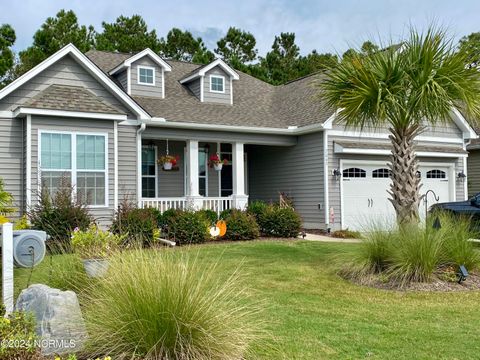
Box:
[301,233,361,243]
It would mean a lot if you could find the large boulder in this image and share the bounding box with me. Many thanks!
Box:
[15,284,86,355]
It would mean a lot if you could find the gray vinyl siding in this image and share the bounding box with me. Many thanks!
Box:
[130,57,163,98]
[186,79,201,100]
[248,132,324,229]
[205,143,220,197]
[153,140,185,197]
[30,116,115,226]
[0,117,23,217]
[117,124,138,203]
[328,134,466,230]
[0,54,133,118]
[467,149,480,197]
[332,118,462,138]
[203,67,231,105]
[116,70,128,93]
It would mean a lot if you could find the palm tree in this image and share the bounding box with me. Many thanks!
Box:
[321,28,480,225]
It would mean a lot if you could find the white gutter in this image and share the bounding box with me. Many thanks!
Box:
[136,123,146,206]
[148,117,328,135]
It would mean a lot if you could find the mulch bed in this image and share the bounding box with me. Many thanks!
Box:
[346,272,480,292]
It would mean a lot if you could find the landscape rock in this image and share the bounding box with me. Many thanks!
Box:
[15,284,87,355]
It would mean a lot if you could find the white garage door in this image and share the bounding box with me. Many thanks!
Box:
[341,162,453,230]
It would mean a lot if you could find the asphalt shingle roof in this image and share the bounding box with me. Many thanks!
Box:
[22,84,125,115]
[85,50,333,128]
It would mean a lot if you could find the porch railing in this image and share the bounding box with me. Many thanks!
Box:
[140,197,233,215]
[140,197,189,213]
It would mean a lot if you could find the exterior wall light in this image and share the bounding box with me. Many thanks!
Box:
[457,171,466,181]
[332,169,341,180]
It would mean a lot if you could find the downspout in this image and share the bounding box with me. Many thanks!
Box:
[136,122,146,207]
[464,137,471,199]
[323,129,329,229]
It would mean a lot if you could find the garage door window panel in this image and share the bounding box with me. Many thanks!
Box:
[343,167,366,178]
[426,169,447,179]
[372,168,392,178]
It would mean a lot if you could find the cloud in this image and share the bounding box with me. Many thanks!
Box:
[190,27,225,51]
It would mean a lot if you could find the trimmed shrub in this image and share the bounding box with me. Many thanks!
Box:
[260,205,302,238]
[198,209,218,225]
[223,209,260,241]
[159,208,181,227]
[247,200,268,223]
[219,208,234,220]
[110,200,161,247]
[83,250,263,359]
[165,210,211,245]
[28,185,92,248]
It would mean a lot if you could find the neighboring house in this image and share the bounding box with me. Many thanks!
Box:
[0,44,476,230]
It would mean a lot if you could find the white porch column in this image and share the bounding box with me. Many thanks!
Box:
[186,140,202,209]
[2,222,14,314]
[232,142,248,209]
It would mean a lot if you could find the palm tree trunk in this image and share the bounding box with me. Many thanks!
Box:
[387,125,422,225]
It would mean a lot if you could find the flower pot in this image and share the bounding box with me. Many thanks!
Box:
[163,162,173,170]
[82,259,109,278]
[214,163,223,171]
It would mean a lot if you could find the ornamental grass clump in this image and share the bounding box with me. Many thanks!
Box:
[344,212,480,287]
[83,250,264,360]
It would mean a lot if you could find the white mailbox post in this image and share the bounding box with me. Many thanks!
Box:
[1,222,14,314]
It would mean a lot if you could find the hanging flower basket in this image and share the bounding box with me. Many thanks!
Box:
[209,153,228,171]
[158,155,179,171]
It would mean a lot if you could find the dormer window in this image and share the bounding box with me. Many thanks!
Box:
[210,75,225,93]
[138,66,155,86]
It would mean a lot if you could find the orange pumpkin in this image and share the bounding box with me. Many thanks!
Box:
[216,220,227,237]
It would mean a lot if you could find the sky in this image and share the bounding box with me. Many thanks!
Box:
[1,0,480,57]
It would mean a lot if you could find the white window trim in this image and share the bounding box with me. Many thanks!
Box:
[137,65,156,86]
[210,75,225,94]
[141,145,158,198]
[38,129,109,208]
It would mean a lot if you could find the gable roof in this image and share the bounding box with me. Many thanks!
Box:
[109,48,172,75]
[179,58,239,83]
[21,84,125,115]
[0,44,150,119]
[86,49,334,129]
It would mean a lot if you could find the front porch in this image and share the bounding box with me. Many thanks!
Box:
[138,139,248,215]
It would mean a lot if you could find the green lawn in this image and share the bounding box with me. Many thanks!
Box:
[11,240,480,359]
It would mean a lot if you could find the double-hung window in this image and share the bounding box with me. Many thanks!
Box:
[40,132,108,206]
[138,66,155,85]
[210,75,224,93]
[40,133,72,194]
